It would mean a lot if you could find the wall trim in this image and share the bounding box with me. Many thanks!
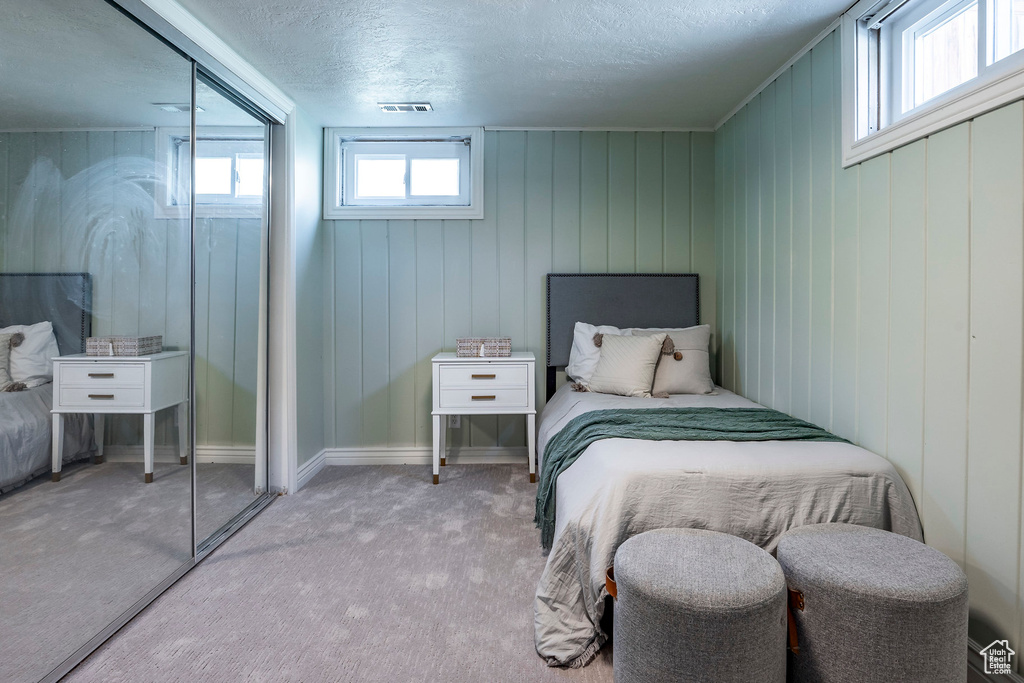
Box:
[103,445,256,464]
[484,126,716,132]
[715,16,843,130]
[296,449,327,491]
[324,446,529,466]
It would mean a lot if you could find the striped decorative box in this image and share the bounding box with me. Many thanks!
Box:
[456,337,512,358]
[86,335,163,357]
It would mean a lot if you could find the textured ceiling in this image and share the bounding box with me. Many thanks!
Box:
[173,0,851,128]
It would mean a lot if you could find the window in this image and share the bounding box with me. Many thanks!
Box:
[843,0,1024,165]
[155,127,266,218]
[323,127,484,220]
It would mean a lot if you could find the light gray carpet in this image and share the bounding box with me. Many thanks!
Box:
[65,465,614,682]
[0,461,260,683]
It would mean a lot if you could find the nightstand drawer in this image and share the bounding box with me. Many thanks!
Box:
[438,363,528,388]
[58,387,145,408]
[61,363,145,387]
[439,388,529,409]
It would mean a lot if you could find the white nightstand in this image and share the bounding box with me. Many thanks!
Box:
[51,351,189,483]
[431,352,536,485]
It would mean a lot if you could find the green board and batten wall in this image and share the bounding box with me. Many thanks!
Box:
[715,28,1024,653]
[321,130,717,457]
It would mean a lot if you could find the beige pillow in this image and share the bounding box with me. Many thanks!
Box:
[587,333,667,398]
[565,322,631,385]
[631,325,714,395]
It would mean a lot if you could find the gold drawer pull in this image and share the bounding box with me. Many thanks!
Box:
[471,374,496,379]
[88,373,115,378]
[471,395,496,401]
[88,394,115,400]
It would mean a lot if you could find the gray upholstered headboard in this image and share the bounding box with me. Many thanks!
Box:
[0,273,92,355]
[546,273,699,399]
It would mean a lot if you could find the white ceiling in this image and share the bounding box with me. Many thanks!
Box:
[174,0,851,129]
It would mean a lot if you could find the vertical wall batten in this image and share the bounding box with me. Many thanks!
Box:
[691,133,717,370]
[922,124,970,570]
[717,27,1024,661]
[774,69,794,416]
[967,102,1024,650]
[809,36,835,431]
[735,106,748,398]
[759,84,776,408]
[745,96,761,404]
[887,141,926,506]
[323,129,716,453]
[790,56,813,422]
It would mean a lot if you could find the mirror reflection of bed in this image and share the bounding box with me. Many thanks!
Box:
[0,272,193,683]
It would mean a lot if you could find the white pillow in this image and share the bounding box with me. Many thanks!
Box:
[587,333,667,398]
[565,322,631,385]
[629,325,715,395]
[0,321,61,382]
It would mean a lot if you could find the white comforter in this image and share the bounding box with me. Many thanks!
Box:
[0,384,93,492]
[533,384,923,667]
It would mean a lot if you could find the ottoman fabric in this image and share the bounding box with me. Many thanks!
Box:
[613,528,787,683]
[777,523,968,683]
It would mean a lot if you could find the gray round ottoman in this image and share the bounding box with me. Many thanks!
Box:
[776,524,968,683]
[612,528,787,683]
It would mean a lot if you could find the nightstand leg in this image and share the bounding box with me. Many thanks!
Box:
[528,413,537,483]
[52,414,64,482]
[177,402,188,465]
[94,414,105,463]
[143,413,154,483]
[439,418,447,467]
[432,414,442,484]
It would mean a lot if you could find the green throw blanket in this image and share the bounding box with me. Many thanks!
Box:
[534,407,848,550]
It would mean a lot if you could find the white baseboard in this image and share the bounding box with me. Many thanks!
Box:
[323,446,528,466]
[102,445,256,465]
[296,449,326,491]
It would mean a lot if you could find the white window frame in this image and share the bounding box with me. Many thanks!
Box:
[154,126,266,219]
[843,0,1024,166]
[323,127,484,220]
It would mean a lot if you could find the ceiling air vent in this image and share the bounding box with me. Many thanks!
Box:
[153,103,205,113]
[378,102,433,113]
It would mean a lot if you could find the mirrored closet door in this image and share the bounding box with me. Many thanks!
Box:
[193,74,270,546]
[0,1,273,680]
[0,2,194,681]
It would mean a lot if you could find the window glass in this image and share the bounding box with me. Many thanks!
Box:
[236,156,264,197]
[912,1,978,107]
[196,157,232,195]
[355,156,406,198]
[991,0,1024,61]
[410,158,460,196]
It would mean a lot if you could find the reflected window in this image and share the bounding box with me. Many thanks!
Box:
[156,127,265,217]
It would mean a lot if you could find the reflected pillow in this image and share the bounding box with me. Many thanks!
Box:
[629,325,714,395]
[0,332,18,391]
[0,321,60,383]
[565,322,631,386]
[587,332,667,398]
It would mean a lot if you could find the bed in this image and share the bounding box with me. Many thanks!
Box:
[533,273,923,668]
[0,273,95,492]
